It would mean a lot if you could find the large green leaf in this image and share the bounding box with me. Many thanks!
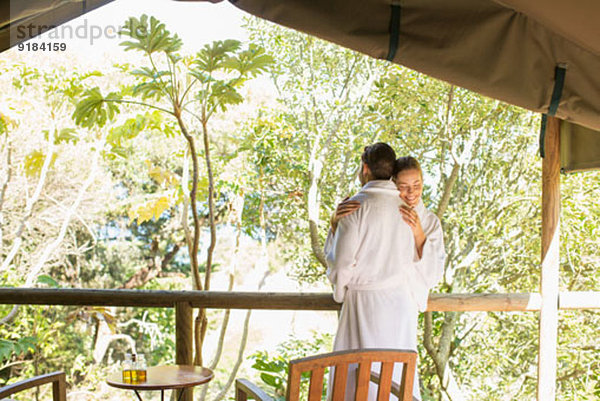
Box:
[223,44,274,77]
[103,145,129,160]
[206,80,244,113]
[132,81,165,101]
[0,337,37,364]
[37,275,59,288]
[72,87,122,128]
[260,372,282,388]
[53,128,79,145]
[194,39,241,73]
[108,111,174,149]
[131,67,170,80]
[120,15,182,55]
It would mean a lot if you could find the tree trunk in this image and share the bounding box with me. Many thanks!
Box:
[180,149,194,266]
[195,116,217,367]
[175,109,207,367]
[307,136,327,268]
[201,117,217,292]
[174,111,203,292]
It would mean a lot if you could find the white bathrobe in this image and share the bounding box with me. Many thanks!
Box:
[325,180,445,401]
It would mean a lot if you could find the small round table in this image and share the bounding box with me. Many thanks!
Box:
[107,365,213,401]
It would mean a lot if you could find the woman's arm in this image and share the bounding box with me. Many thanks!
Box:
[399,205,426,258]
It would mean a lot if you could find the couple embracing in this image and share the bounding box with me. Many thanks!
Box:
[324,142,446,401]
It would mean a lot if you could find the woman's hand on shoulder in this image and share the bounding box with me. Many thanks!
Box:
[331,197,361,233]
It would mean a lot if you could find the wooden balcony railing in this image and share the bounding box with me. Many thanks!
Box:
[1,288,599,311]
[1,287,599,401]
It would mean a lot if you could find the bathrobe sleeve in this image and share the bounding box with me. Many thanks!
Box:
[409,212,446,311]
[326,210,360,303]
[324,228,334,256]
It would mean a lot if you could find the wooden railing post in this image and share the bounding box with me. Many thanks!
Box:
[538,116,560,401]
[176,302,193,401]
[52,372,67,401]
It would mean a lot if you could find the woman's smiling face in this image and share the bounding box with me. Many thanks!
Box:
[395,168,423,207]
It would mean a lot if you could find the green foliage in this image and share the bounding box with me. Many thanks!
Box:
[23,149,56,177]
[250,333,333,400]
[11,65,41,90]
[194,39,242,73]
[0,113,7,135]
[72,87,122,128]
[53,128,79,145]
[36,275,59,288]
[243,17,391,281]
[226,44,274,78]
[128,191,175,224]
[130,67,171,101]
[191,40,273,115]
[120,15,183,55]
[0,337,37,368]
[105,111,176,159]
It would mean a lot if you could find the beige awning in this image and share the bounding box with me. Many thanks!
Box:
[228,0,600,171]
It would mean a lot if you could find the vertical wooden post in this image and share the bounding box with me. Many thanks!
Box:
[52,372,67,401]
[538,116,560,401]
[176,302,193,401]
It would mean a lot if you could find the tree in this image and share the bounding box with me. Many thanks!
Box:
[72,12,273,370]
[244,17,390,281]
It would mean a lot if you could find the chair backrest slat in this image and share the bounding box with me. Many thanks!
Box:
[307,367,324,401]
[354,361,372,401]
[331,363,348,401]
[286,367,302,401]
[400,357,415,401]
[376,362,394,401]
[287,349,416,401]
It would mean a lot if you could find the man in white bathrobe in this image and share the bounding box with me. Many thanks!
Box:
[325,143,438,401]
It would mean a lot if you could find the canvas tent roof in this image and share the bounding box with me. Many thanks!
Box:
[2,0,600,171]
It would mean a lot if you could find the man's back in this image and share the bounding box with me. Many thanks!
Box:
[326,180,414,303]
[325,179,424,401]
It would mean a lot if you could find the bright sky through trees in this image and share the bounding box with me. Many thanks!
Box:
[24,0,248,58]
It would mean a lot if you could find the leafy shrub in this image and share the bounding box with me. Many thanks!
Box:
[250,333,332,400]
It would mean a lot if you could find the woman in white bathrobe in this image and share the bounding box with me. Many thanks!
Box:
[325,156,445,401]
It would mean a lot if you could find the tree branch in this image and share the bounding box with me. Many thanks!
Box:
[24,135,103,286]
[174,111,203,292]
[1,142,55,272]
[436,163,460,220]
[0,135,12,248]
[104,98,175,116]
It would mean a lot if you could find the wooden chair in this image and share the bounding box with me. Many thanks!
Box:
[236,349,417,401]
[0,371,67,401]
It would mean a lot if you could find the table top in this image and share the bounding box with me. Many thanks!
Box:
[106,365,213,391]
